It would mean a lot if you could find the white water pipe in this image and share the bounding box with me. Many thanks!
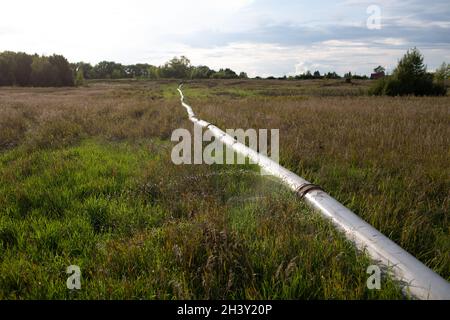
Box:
[177,85,450,300]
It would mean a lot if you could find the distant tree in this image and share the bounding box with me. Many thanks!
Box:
[93,61,116,79]
[0,57,8,85]
[0,51,74,87]
[75,68,84,86]
[191,65,214,79]
[28,54,74,87]
[324,71,340,79]
[395,48,425,81]
[0,51,33,86]
[31,55,57,86]
[210,70,221,79]
[124,64,138,78]
[0,52,16,85]
[91,61,126,79]
[224,68,239,79]
[147,65,160,79]
[1,52,253,84]
[48,54,74,86]
[160,56,191,78]
[295,70,314,80]
[111,67,125,79]
[313,70,321,78]
[370,48,446,96]
[71,62,93,79]
[374,65,385,73]
[211,68,238,79]
[14,52,33,85]
[125,63,151,78]
[434,62,449,82]
[239,71,248,79]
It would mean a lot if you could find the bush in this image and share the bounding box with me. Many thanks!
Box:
[368,76,387,95]
[371,75,446,96]
[430,81,447,95]
[370,48,447,96]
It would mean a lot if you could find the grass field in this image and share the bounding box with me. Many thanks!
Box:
[0,79,448,299]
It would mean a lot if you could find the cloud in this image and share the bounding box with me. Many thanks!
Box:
[163,39,450,77]
[0,0,449,76]
[373,38,408,46]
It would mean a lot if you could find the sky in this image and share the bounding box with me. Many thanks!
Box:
[1,0,449,77]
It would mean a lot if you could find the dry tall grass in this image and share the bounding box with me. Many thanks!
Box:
[190,86,450,277]
[0,82,184,150]
[0,79,447,299]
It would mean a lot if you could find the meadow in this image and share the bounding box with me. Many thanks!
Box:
[0,79,448,299]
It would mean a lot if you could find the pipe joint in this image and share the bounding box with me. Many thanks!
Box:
[296,183,324,199]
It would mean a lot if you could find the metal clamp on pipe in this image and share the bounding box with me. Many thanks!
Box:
[296,183,324,199]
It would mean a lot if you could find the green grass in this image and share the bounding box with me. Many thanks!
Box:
[1,79,447,299]
[0,138,403,299]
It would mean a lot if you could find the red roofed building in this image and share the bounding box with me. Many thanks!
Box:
[371,66,386,79]
[370,71,385,79]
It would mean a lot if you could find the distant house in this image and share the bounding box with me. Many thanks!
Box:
[371,66,386,79]
[370,71,385,79]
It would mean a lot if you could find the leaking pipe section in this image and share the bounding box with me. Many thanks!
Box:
[177,85,450,300]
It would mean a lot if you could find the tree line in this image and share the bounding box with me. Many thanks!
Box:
[0,50,366,86]
[1,49,448,96]
[0,51,73,86]
[0,51,384,87]
[0,52,249,87]
[264,71,367,80]
[0,51,359,86]
[72,56,248,85]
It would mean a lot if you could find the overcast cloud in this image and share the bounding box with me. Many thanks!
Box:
[1,0,449,76]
